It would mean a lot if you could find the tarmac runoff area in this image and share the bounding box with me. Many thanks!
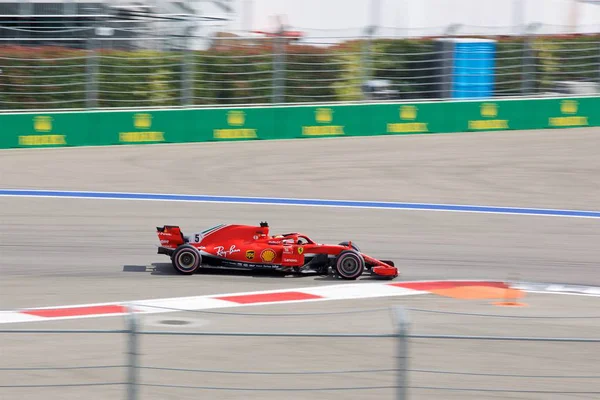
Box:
[1,127,600,399]
[1,291,599,400]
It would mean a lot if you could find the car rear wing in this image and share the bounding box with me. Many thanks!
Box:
[156,225,186,247]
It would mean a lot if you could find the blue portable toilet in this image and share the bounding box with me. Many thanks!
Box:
[434,38,497,99]
[452,38,496,98]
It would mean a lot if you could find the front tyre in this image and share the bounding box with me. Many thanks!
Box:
[334,250,365,280]
[172,244,202,275]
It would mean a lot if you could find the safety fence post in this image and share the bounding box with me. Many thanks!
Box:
[521,33,532,95]
[271,20,286,104]
[597,38,600,90]
[126,306,139,400]
[182,45,194,106]
[359,0,381,100]
[360,27,373,99]
[86,30,98,109]
[393,306,410,400]
[181,29,195,106]
[521,23,541,95]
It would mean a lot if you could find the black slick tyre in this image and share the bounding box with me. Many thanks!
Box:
[172,244,202,275]
[334,250,365,280]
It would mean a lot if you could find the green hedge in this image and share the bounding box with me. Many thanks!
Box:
[532,36,600,92]
[0,46,87,109]
[494,38,526,96]
[193,46,272,105]
[0,35,598,109]
[97,50,183,108]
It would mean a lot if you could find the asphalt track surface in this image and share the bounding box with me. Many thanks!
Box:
[2,295,600,400]
[1,127,600,399]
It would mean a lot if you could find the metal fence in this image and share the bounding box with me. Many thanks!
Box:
[2,305,600,400]
[0,22,599,111]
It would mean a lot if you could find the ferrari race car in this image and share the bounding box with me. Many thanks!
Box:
[156,222,398,280]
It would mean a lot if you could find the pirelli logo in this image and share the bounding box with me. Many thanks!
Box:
[119,131,165,142]
[302,108,345,136]
[386,105,429,133]
[19,135,66,146]
[120,113,165,143]
[548,100,589,127]
[19,116,68,146]
[214,110,259,139]
[468,103,509,131]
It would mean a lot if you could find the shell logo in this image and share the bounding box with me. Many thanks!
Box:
[400,105,417,120]
[480,103,498,118]
[34,116,52,132]
[315,108,333,123]
[134,113,152,129]
[260,248,276,263]
[561,100,578,115]
[227,110,245,126]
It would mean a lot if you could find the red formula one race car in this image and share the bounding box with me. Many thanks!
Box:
[156,222,398,280]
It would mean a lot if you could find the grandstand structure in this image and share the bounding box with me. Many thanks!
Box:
[0,0,232,50]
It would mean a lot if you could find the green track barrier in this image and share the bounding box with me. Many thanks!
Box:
[1,97,597,149]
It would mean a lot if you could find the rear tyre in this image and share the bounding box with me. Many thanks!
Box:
[334,250,365,280]
[172,244,202,275]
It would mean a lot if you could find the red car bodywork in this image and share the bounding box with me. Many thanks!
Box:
[156,222,398,280]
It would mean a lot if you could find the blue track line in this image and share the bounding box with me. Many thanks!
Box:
[1,189,599,219]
